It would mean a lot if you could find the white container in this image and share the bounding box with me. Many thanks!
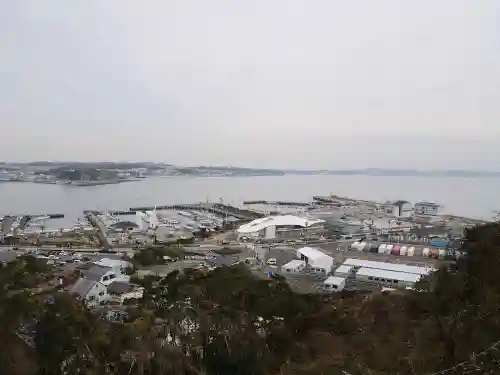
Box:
[386,244,394,254]
[422,248,430,258]
[407,247,415,256]
[438,249,446,259]
[400,246,408,256]
[350,242,362,251]
[378,244,387,254]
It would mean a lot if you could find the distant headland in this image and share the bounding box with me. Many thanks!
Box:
[0,161,499,183]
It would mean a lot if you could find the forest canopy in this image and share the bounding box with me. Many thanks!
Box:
[1,223,500,375]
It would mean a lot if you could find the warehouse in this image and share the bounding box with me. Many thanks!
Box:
[323,276,347,292]
[343,258,435,276]
[297,247,334,275]
[355,267,421,289]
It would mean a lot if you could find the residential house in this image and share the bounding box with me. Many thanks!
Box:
[93,258,132,276]
[69,278,107,308]
[83,264,129,286]
[107,281,144,305]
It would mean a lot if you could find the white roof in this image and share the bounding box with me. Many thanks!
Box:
[237,215,325,234]
[282,260,306,269]
[343,258,435,275]
[356,267,421,283]
[335,265,354,273]
[94,258,131,269]
[324,276,346,286]
[297,247,332,261]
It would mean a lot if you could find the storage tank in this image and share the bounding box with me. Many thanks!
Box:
[407,247,415,256]
[438,248,446,259]
[378,244,387,254]
[400,246,408,256]
[430,248,438,259]
[422,247,430,258]
[391,244,401,256]
[386,244,394,254]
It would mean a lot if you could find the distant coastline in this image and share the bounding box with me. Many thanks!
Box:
[1,161,499,180]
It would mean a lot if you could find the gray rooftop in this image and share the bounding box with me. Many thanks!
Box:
[69,278,98,298]
[107,281,137,295]
[0,250,18,264]
[83,265,112,281]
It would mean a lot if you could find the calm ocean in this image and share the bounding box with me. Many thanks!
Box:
[0,175,498,226]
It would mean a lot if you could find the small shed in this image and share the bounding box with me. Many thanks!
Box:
[281,259,306,273]
[334,264,354,278]
[323,276,347,292]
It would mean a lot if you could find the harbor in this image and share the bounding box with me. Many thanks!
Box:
[0,193,483,258]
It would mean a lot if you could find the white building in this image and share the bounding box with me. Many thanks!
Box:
[414,202,441,216]
[281,259,306,273]
[296,247,334,275]
[237,215,325,240]
[69,278,108,308]
[342,258,435,276]
[385,200,413,218]
[323,276,347,292]
[355,267,421,289]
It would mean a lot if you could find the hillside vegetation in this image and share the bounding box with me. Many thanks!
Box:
[1,224,500,374]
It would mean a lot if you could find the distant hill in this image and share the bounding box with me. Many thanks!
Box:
[2,162,500,178]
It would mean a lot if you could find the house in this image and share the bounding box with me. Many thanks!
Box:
[93,258,132,275]
[414,202,440,216]
[107,281,144,305]
[69,278,107,308]
[82,264,129,286]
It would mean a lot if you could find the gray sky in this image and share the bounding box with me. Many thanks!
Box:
[1,0,500,169]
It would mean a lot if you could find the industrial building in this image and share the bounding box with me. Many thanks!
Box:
[342,258,435,276]
[355,267,421,289]
[236,215,325,240]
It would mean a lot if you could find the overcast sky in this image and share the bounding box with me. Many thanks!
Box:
[1,1,499,169]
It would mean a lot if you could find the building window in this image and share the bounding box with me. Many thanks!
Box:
[88,295,96,301]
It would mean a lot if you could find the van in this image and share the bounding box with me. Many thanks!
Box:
[266,258,277,266]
